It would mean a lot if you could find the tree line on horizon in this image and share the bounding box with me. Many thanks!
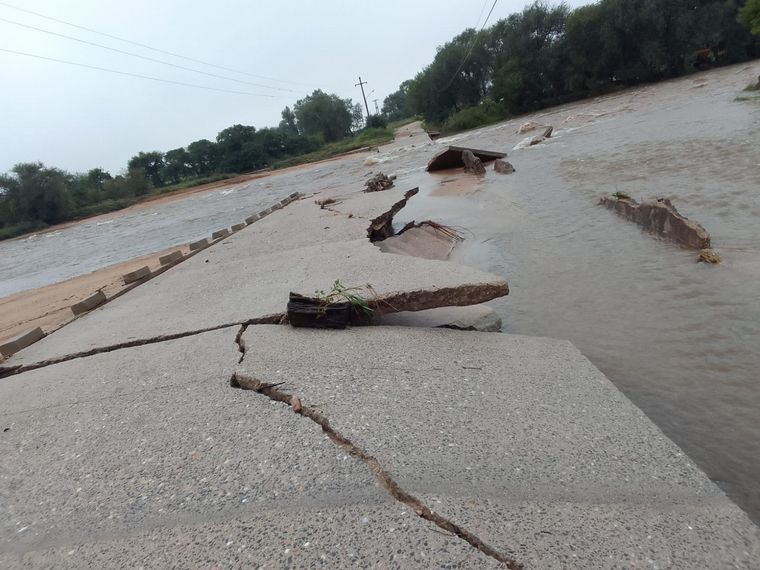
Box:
[2,0,758,241]
[382,0,760,130]
[0,90,386,240]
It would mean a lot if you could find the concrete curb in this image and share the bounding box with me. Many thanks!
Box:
[189,238,209,251]
[70,290,107,316]
[0,327,45,357]
[231,223,246,231]
[123,266,151,285]
[211,229,231,240]
[159,251,183,266]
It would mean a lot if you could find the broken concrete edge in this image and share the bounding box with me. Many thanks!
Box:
[230,373,522,569]
[369,282,509,316]
[0,315,285,380]
[600,195,711,250]
[0,327,46,358]
[367,188,420,242]
[70,290,107,316]
[159,250,184,266]
[427,146,507,172]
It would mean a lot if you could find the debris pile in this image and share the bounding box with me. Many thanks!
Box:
[365,172,395,193]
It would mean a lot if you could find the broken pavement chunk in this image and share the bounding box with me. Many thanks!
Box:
[600,195,711,249]
[427,146,506,171]
[494,159,515,174]
[462,150,486,175]
[364,172,395,193]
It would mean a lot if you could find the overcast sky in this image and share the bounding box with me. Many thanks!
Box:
[0,0,590,174]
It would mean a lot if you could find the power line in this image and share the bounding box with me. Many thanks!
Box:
[0,15,299,93]
[0,0,311,87]
[436,0,499,93]
[0,47,292,98]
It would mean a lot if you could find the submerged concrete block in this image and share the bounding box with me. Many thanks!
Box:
[159,251,183,266]
[70,290,107,316]
[231,223,246,232]
[122,266,150,285]
[245,214,259,225]
[0,327,45,357]
[211,229,231,240]
[189,238,209,251]
[600,196,711,249]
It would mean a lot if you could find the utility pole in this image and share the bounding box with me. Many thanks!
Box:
[373,99,380,115]
[355,76,371,119]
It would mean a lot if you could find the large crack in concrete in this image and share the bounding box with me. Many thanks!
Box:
[230,369,521,569]
[0,316,281,380]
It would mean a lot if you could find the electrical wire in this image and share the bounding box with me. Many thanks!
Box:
[0,47,291,98]
[0,15,299,93]
[0,0,311,87]
[436,0,499,92]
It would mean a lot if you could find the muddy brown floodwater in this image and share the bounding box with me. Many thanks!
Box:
[1,63,759,522]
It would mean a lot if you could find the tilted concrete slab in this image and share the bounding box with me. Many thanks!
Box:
[235,325,760,568]
[0,329,495,568]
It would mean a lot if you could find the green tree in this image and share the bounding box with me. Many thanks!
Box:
[278,106,299,135]
[187,139,218,175]
[0,162,73,225]
[382,80,413,120]
[127,151,165,188]
[741,0,760,34]
[163,148,192,184]
[293,90,353,142]
[215,124,259,172]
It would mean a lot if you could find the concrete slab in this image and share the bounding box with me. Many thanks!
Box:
[70,290,107,316]
[211,228,230,240]
[234,326,760,568]
[0,328,495,568]
[244,214,259,224]
[231,222,246,231]
[3,238,506,369]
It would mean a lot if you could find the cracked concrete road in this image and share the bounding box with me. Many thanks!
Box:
[234,325,760,568]
[0,189,507,372]
[0,328,499,568]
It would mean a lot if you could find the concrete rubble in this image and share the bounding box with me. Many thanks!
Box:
[463,150,487,175]
[600,195,712,249]
[494,158,515,174]
[427,146,507,171]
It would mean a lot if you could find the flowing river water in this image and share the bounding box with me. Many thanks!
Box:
[1,63,759,521]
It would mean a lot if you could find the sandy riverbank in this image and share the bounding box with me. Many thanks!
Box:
[0,244,190,345]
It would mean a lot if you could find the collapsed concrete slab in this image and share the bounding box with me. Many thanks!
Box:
[0,239,507,371]
[235,325,760,568]
[0,329,496,568]
[380,304,502,331]
[376,223,460,261]
[427,146,507,172]
[600,196,711,249]
[366,188,419,242]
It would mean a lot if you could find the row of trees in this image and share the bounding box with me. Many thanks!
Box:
[0,90,368,239]
[383,0,760,126]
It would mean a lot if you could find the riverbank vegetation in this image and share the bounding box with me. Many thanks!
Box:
[382,0,760,134]
[0,90,390,240]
